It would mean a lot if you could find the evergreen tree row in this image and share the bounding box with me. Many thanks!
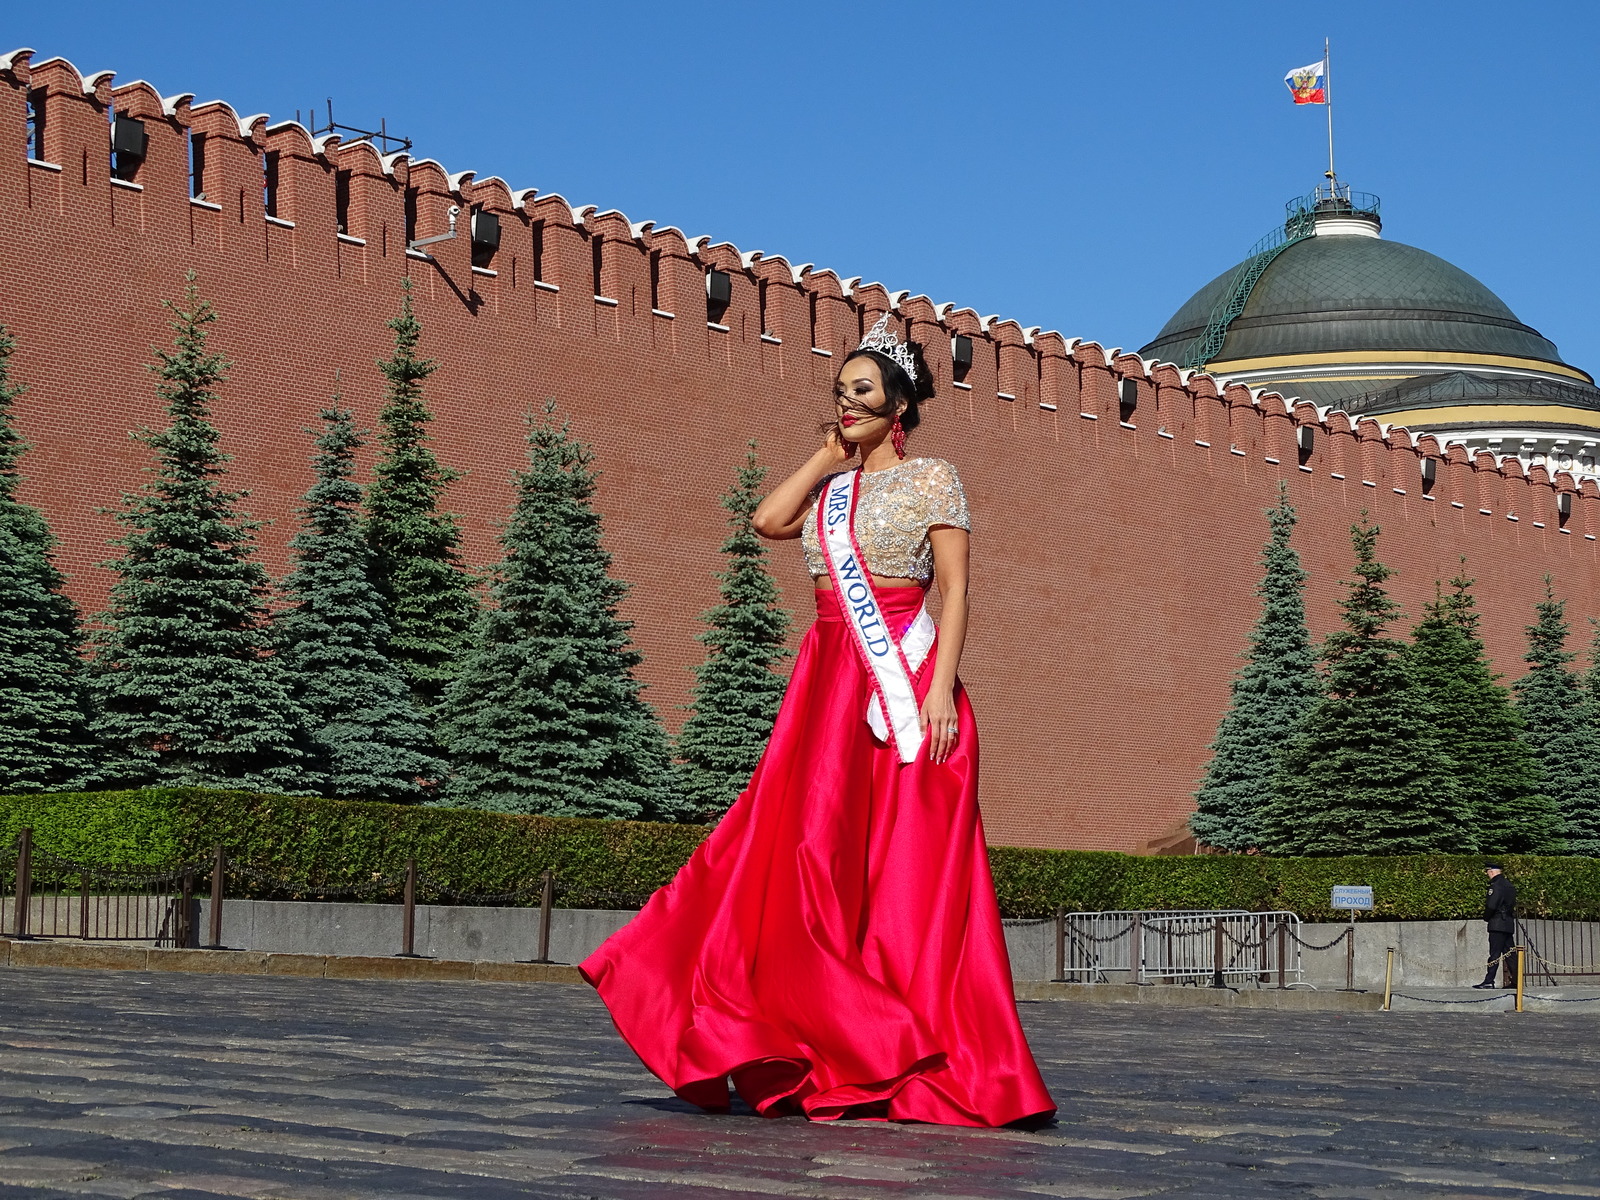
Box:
[0,278,792,822]
[1194,489,1600,856]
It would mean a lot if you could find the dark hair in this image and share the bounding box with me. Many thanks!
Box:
[840,341,935,434]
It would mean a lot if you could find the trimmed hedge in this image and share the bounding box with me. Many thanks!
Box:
[0,788,708,903]
[987,848,1600,921]
[4,788,1600,919]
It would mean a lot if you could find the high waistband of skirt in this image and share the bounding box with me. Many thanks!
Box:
[814,584,928,622]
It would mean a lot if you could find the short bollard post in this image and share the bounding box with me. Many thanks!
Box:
[1515,946,1526,1013]
[176,870,195,948]
[1130,913,1143,984]
[13,827,33,940]
[1053,907,1065,983]
[1276,918,1287,989]
[206,845,225,949]
[397,858,419,958]
[535,871,554,964]
[1344,925,1355,991]
[1210,916,1226,989]
[1383,946,1395,1010]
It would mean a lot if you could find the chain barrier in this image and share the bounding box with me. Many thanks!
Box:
[28,843,211,889]
[1389,991,1509,1005]
[1220,927,1269,953]
[1388,946,1518,1007]
[414,873,548,905]
[1069,922,1134,944]
[226,861,407,900]
[556,882,656,909]
[1287,927,1352,952]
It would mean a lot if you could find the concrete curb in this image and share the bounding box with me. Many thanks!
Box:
[8,940,1586,1013]
[1015,981,1385,1011]
[0,937,585,985]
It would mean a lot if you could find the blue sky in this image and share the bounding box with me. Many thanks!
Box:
[8,1,1598,369]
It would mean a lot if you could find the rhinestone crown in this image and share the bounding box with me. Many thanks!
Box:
[856,313,918,385]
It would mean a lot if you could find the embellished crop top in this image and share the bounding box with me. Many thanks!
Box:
[800,457,971,583]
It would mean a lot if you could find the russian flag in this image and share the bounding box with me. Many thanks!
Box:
[1284,60,1326,105]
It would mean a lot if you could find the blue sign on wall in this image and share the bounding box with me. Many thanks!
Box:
[1331,885,1374,910]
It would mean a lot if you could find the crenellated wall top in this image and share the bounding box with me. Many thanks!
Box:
[4,44,1596,502]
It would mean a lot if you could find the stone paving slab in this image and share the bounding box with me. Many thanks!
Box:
[2,968,1600,1197]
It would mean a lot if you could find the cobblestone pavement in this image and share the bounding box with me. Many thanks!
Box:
[2,969,1598,1198]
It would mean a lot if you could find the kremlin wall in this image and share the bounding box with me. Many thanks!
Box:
[5,49,1600,854]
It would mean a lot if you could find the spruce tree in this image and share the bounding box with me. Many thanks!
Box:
[677,443,793,820]
[275,404,448,802]
[435,402,687,820]
[1514,582,1600,854]
[365,279,479,709]
[1261,516,1470,855]
[89,278,320,793]
[1190,483,1318,851]
[1408,572,1559,853]
[0,324,100,790]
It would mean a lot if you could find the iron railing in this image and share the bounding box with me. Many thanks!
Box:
[1518,919,1600,984]
[3,831,205,946]
[2,828,659,962]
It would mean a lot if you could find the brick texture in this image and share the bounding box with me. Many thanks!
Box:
[4,52,1599,853]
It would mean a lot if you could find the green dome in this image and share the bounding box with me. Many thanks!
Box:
[1141,234,1567,373]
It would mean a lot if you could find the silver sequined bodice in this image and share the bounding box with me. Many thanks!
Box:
[800,457,971,583]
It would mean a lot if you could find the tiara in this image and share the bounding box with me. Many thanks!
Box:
[857,313,918,384]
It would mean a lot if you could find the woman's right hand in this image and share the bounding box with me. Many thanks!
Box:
[822,425,856,465]
[753,425,853,540]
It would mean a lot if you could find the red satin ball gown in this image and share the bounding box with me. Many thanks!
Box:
[581,570,1054,1128]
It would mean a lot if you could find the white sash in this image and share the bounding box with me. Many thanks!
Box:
[818,470,937,763]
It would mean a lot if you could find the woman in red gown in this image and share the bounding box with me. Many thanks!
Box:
[580,318,1055,1128]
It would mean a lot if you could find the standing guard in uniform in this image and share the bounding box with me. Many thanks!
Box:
[1473,863,1517,990]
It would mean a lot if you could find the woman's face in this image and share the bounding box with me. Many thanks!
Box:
[834,356,903,446]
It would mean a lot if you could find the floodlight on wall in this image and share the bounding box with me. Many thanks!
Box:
[470,210,501,251]
[409,204,460,252]
[1420,457,1437,487]
[706,269,732,322]
[1117,378,1138,412]
[1297,424,1315,453]
[1558,491,1573,518]
[110,114,146,181]
[951,335,973,382]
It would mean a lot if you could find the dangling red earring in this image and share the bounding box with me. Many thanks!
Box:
[891,417,906,459]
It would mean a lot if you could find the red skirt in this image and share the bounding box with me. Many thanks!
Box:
[580,585,1055,1127]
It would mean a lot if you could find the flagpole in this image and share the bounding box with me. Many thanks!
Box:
[1324,37,1336,186]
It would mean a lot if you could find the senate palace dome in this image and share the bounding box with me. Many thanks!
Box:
[1141,185,1600,478]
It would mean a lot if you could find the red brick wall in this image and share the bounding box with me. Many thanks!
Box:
[6,51,1600,852]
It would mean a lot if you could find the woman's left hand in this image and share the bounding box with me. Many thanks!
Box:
[920,685,960,765]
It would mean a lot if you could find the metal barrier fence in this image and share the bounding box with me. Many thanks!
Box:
[1518,919,1600,984]
[1,828,657,961]
[1048,909,1333,987]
